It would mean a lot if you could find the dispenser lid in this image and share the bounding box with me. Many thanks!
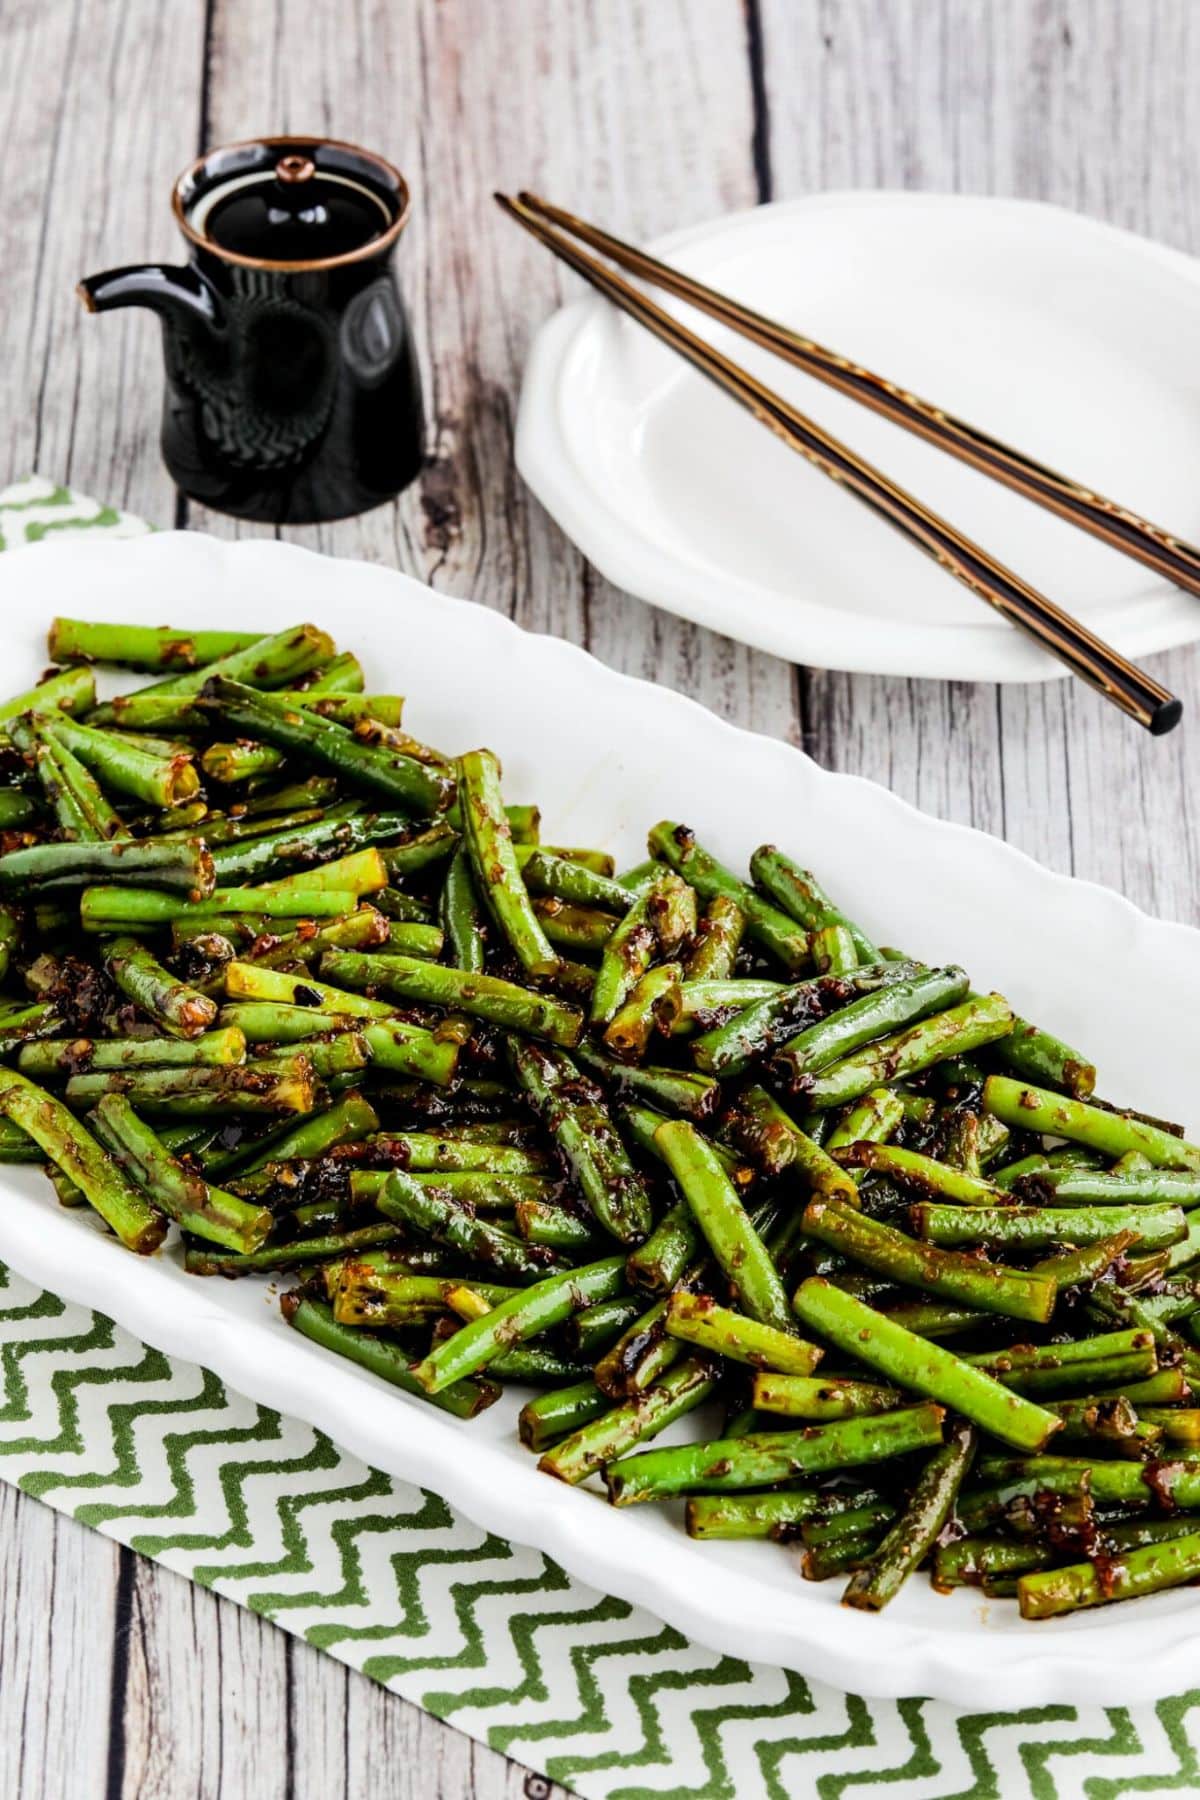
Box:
[175,138,409,271]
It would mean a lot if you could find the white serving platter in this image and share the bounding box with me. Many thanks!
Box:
[1,530,1198,1707]
[517,191,1200,679]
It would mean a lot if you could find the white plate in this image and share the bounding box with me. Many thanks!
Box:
[516,191,1200,679]
[2,531,1200,1707]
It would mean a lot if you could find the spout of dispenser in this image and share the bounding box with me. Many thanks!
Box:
[76,264,223,332]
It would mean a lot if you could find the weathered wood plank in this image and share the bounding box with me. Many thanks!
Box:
[182,11,766,1791]
[758,0,1200,923]
[117,1557,291,1799]
[0,1486,118,1799]
[0,0,206,522]
[192,0,798,761]
[114,1549,566,1800]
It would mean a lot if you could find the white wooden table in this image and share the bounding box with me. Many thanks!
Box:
[3,1,1199,1792]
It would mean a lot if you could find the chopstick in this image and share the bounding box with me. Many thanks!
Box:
[497,192,1182,734]
[517,192,1200,604]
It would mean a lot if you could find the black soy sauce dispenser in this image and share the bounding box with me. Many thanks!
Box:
[79,136,426,524]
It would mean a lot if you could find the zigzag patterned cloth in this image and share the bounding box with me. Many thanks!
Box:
[1,476,1198,1798]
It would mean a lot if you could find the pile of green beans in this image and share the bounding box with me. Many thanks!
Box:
[2,617,1198,1620]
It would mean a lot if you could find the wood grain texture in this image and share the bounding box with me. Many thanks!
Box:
[112,1551,553,1800]
[0,0,205,521]
[3,0,1200,1795]
[0,1489,119,1798]
[757,0,1200,918]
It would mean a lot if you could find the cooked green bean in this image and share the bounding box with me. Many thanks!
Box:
[6,612,1192,1629]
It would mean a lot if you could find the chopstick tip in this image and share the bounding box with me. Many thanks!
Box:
[1150,697,1184,737]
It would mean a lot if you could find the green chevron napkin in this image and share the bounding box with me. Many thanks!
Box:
[1,475,1198,1799]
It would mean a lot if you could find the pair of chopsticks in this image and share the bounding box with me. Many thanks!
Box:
[497,191,1190,734]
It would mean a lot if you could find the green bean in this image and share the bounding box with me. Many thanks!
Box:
[458,750,555,976]
[19,1028,246,1076]
[185,1223,404,1275]
[532,896,617,955]
[574,1042,719,1121]
[1018,1530,1200,1619]
[49,618,264,669]
[684,895,745,980]
[515,1199,601,1252]
[65,1063,315,1117]
[619,1100,751,1185]
[723,1086,859,1202]
[834,1141,1001,1203]
[254,1035,369,1079]
[347,1172,549,1210]
[348,1133,549,1175]
[200,677,454,814]
[221,965,458,1085]
[843,1420,976,1610]
[439,844,487,972]
[748,846,880,962]
[959,1329,1158,1393]
[369,1171,560,1278]
[984,1075,1200,1170]
[0,835,214,895]
[564,1296,645,1358]
[1015,1167,1200,1206]
[993,1019,1096,1100]
[603,1402,946,1504]
[508,1039,651,1243]
[48,713,200,808]
[538,1356,716,1485]
[673,978,782,1035]
[201,741,286,783]
[91,1095,271,1252]
[692,963,920,1078]
[801,1195,1055,1323]
[825,1089,906,1156]
[603,963,682,1061]
[684,1492,828,1540]
[0,664,96,721]
[410,1255,627,1393]
[792,995,1016,1109]
[515,846,633,911]
[655,1121,792,1332]
[934,1536,1056,1588]
[281,1295,498,1418]
[646,824,809,972]
[624,1200,701,1295]
[811,923,858,975]
[319,949,583,1047]
[593,1297,682,1399]
[751,1372,902,1419]
[664,1292,823,1374]
[912,1201,1187,1253]
[0,793,36,829]
[103,937,217,1038]
[518,1380,610,1452]
[205,1092,379,1177]
[774,965,970,1086]
[1034,1232,1141,1297]
[0,1070,165,1252]
[14,716,127,840]
[590,874,693,1027]
[793,1279,1059,1453]
[83,886,363,930]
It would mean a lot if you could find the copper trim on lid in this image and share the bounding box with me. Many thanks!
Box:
[172,134,411,273]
